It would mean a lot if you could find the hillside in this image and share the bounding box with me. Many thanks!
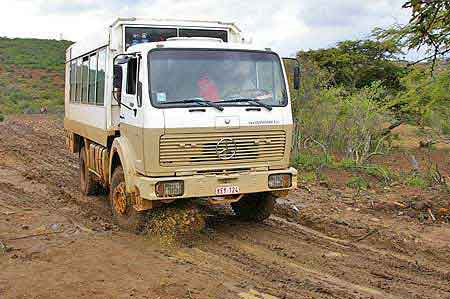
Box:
[0,37,72,116]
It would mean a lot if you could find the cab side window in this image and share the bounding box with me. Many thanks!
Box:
[126,58,138,95]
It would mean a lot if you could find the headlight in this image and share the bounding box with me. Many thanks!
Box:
[155,180,184,197]
[268,174,292,189]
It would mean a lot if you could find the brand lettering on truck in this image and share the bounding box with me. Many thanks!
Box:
[248,120,280,125]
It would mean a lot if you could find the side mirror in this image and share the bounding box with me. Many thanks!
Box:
[294,66,300,90]
[113,65,123,90]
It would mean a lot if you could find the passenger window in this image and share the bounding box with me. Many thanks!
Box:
[70,61,76,102]
[88,54,97,104]
[76,58,82,102]
[81,57,89,103]
[126,58,137,95]
[96,49,106,105]
[124,27,177,50]
[179,29,228,42]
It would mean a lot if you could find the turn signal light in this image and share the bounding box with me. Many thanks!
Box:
[155,181,184,197]
[268,174,292,189]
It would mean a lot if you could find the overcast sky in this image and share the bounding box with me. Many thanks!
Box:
[0,0,414,58]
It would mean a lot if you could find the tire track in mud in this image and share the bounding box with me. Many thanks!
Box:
[188,214,450,299]
[0,117,113,224]
[265,216,450,296]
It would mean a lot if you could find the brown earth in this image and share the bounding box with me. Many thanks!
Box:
[1,115,450,299]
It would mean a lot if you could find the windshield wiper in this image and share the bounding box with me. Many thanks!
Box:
[218,98,273,111]
[160,97,224,111]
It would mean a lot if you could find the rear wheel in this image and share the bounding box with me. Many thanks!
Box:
[110,166,147,233]
[79,147,100,195]
[231,192,275,222]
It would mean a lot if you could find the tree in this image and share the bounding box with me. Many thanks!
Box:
[385,64,450,135]
[298,40,405,90]
[374,0,450,73]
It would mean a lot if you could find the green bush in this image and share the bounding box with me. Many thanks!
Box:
[293,151,333,171]
[293,81,393,164]
[386,64,450,138]
[0,114,4,122]
[346,176,369,190]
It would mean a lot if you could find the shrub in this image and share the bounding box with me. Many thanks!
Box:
[387,65,450,139]
[292,151,333,171]
[0,113,4,122]
[294,82,393,164]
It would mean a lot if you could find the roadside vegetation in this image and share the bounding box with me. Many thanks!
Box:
[0,37,71,115]
[289,0,449,194]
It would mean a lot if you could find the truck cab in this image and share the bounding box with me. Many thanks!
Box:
[64,18,298,231]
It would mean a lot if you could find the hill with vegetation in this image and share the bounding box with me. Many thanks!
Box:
[0,37,72,118]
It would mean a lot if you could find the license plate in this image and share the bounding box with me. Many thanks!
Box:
[215,185,240,195]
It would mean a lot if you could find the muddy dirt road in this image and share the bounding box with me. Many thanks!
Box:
[1,115,450,299]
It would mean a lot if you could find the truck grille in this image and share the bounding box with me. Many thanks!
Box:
[160,131,286,166]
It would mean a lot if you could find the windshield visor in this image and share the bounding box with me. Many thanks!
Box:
[148,49,288,107]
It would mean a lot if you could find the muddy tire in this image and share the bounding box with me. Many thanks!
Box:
[231,192,275,222]
[79,147,100,195]
[110,166,147,233]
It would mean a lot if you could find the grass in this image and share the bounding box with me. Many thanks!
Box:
[0,37,72,115]
[293,151,395,184]
[404,175,428,188]
[293,148,450,192]
[337,158,395,184]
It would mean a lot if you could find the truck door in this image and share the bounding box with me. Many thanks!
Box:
[120,57,145,172]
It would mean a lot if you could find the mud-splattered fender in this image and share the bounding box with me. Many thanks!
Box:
[109,137,138,193]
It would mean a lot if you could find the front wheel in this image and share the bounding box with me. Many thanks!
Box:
[231,192,275,222]
[110,166,147,233]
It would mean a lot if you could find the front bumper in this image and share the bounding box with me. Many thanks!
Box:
[134,167,298,201]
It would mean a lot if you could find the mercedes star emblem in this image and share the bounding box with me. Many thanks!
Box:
[216,138,237,160]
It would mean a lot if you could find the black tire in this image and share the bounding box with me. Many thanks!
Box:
[110,166,147,233]
[79,147,100,195]
[231,192,275,222]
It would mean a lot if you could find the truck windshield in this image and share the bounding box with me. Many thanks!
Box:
[148,49,288,108]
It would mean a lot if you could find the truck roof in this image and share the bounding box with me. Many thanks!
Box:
[67,17,243,61]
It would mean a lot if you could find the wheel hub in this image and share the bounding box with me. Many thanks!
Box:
[113,183,128,215]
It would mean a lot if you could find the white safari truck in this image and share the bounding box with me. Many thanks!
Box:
[64,18,299,231]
